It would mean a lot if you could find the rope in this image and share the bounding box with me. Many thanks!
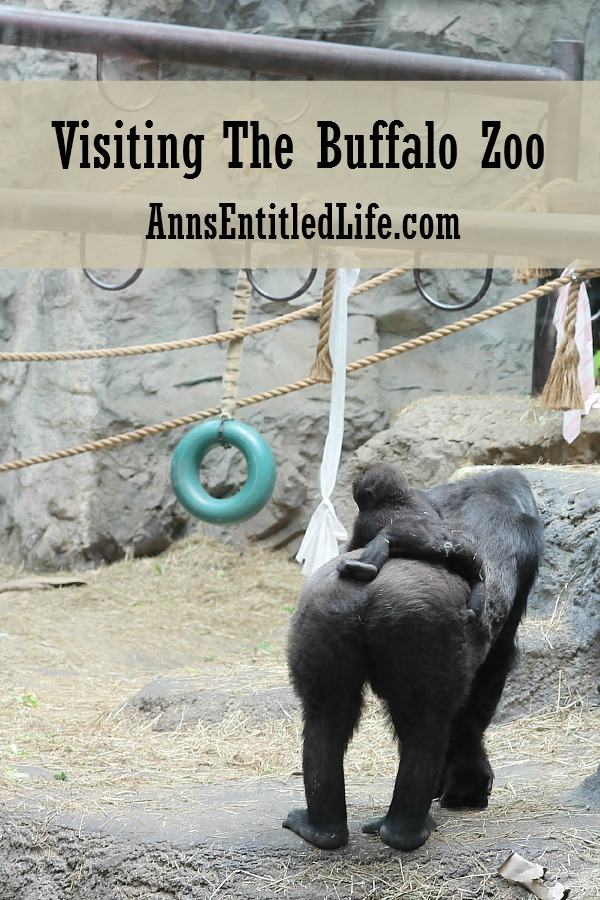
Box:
[500,177,576,283]
[350,265,411,296]
[347,273,582,373]
[309,268,336,382]
[0,303,321,362]
[0,231,53,264]
[321,262,413,377]
[0,266,410,363]
[540,275,584,410]
[220,269,252,420]
[0,271,579,475]
[494,175,575,214]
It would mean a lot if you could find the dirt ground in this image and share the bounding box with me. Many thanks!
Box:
[0,531,597,899]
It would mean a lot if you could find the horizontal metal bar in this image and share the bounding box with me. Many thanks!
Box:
[0,4,571,83]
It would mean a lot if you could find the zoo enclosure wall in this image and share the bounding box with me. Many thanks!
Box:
[0,3,589,394]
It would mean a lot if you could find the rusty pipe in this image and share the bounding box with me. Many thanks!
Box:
[0,5,573,83]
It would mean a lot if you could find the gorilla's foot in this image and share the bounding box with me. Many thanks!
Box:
[361,815,385,834]
[282,808,349,849]
[440,760,493,810]
[440,786,490,809]
[336,559,378,581]
[362,813,436,851]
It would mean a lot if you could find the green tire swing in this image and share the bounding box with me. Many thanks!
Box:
[171,418,276,525]
[170,269,276,525]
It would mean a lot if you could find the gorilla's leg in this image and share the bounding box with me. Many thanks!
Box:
[360,567,470,851]
[363,718,450,851]
[283,593,367,849]
[439,601,522,808]
[283,688,364,848]
[439,552,539,809]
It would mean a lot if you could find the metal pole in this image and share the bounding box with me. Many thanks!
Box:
[531,40,585,396]
[0,4,571,82]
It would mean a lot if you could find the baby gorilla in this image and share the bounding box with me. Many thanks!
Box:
[337,463,485,621]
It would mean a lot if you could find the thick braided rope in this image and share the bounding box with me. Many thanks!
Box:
[495,175,575,214]
[0,272,578,475]
[309,267,336,382]
[498,177,576,283]
[540,275,585,409]
[220,269,252,419]
[309,265,413,382]
[0,266,409,363]
[0,303,321,362]
[0,231,53,264]
[347,275,579,373]
[350,265,411,296]
[563,279,581,342]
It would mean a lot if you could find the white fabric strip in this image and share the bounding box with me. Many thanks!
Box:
[296,268,360,576]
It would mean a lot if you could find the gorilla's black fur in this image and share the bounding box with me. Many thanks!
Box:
[338,464,485,620]
[283,467,544,851]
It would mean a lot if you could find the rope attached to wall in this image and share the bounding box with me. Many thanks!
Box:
[0,270,583,475]
[0,267,410,364]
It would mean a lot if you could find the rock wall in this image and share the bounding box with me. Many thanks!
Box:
[1,0,599,568]
[333,393,600,528]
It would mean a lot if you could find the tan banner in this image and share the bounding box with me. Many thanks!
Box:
[0,80,598,268]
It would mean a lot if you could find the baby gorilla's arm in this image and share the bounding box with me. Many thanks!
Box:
[337,516,485,619]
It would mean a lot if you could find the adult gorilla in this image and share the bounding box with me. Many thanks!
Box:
[283,467,544,851]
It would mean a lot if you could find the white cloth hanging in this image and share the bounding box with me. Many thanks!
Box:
[295,268,360,576]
